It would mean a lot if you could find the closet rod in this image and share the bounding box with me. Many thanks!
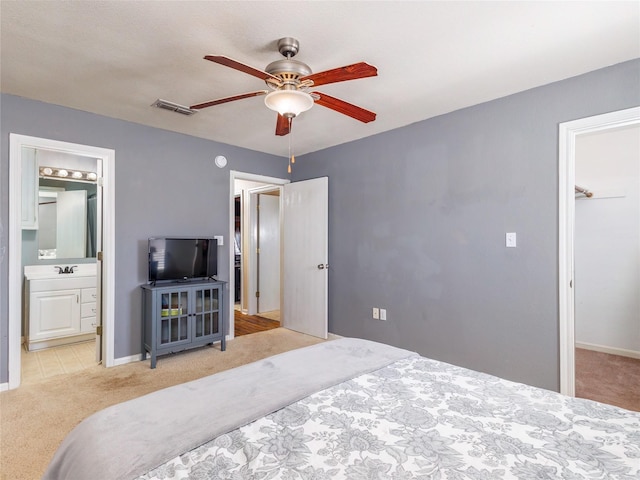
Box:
[575,185,593,197]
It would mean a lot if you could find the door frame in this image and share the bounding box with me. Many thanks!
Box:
[7,134,116,390]
[558,106,640,396]
[248,185,282,316]
[228,170,288,338]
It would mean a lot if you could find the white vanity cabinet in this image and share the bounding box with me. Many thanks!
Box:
[29,288,82,342]
[24,264,97,351]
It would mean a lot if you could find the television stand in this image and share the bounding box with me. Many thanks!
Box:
[141,279,226,368]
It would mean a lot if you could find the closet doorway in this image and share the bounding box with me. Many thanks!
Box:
[7,134,115,390]
[573,123,640,410]
[559,107,640,401]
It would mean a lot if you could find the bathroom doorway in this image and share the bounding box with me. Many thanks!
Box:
[8,134,115,390]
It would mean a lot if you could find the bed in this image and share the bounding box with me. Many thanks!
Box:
[43,338,640,479]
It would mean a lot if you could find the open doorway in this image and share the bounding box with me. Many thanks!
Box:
[573,123,640,411]
[22,150,100,384]
[230,172,288,338]
[7,134,115,390]
[228,171,329,341]
[558,107,640,402]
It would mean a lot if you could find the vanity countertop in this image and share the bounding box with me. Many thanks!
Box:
[24,263,97,280]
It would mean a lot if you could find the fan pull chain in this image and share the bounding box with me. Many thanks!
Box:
[287,123,291,174]
[287,117,294,174]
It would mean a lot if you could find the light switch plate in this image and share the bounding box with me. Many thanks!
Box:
[506,232,517,248]
[214,235,223,246]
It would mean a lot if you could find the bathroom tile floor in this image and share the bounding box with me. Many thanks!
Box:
[21,340,96,385]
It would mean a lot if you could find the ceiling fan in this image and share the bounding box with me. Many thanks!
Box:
[190,37,378,136]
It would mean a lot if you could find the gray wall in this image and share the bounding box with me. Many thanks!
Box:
[2,59,638,389]
[0,94,286,382]
[294,59,640,391]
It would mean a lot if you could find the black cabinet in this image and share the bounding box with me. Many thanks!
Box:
[141,280,226,368]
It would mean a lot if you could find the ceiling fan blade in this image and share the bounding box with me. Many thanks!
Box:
[301,62,377,87]
[190,90,268,110]
[275,114,291,136]
[312,92,376,123]
[204,55,280,82]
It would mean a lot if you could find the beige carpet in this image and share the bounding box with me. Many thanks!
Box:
[0,328,325,480]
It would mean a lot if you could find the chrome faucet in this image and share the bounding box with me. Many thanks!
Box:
[55,265,77,274]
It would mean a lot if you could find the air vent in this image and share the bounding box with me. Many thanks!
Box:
[152,99,197,116]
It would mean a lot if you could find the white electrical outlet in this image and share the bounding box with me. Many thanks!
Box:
[380,309,387,321]
[372,307,379,319]
[214,235,224,246]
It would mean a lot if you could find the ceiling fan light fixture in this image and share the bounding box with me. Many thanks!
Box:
[264,90,314,118]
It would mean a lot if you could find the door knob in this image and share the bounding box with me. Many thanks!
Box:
[317,264,329,270]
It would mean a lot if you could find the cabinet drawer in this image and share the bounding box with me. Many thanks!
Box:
[81,302,97,318]
[81,316,96,333]
[81,287,97,303]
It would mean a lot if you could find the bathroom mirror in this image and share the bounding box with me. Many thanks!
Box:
[37,179,97,260]
[20,146,99,261]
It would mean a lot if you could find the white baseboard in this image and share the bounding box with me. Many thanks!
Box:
[113,353,145,366]
[0,382,8,392]
[576,342,640,360]
[115,338,231,366]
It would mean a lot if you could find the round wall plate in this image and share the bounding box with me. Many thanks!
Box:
[214,155,227,168]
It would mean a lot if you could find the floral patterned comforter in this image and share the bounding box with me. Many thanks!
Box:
[138,355,640,480]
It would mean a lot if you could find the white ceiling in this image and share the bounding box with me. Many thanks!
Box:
[2,1,638,157]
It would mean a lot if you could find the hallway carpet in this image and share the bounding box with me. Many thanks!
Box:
[575,348,640,412]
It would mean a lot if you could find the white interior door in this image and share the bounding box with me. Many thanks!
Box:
[94,159,103,362]
[283,177,328,339]
[257,193,280,313]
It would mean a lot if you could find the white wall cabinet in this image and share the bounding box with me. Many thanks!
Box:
[24,265,96,351]
[21,146,39,229]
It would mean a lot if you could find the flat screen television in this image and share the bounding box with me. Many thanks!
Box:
[148,237,217,283]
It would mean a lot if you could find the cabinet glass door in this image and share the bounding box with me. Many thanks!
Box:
[159,290,189,346]
[193,287,219,339]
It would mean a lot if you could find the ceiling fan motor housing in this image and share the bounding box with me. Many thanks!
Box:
[265,59,312,81]
[265,37,312,91]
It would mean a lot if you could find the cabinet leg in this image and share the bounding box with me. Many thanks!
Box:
[151,352,157,369]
